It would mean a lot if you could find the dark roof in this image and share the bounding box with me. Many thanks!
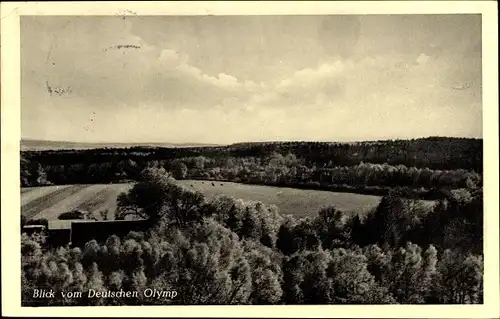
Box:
[48,218,148,230]
[48,219,93,230]
[71,219,147,226]
[48,220,72,230]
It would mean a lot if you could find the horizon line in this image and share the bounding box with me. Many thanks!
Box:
[21,135,483,146]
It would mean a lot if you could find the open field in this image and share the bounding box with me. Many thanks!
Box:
[177,180,386,218]
[21,180,436,221]
[22,184,132,220]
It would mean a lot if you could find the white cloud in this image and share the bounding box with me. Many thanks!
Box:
[159,49,182,67]
[21,16,482,143]
[416,53,430,65]
[158,48,262,92]
[277,60,345,90]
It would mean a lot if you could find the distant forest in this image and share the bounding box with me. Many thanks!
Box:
[21,137,483,200]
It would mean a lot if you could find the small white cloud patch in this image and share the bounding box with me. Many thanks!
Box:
[416,53,430,65]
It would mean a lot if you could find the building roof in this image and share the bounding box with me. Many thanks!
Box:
[48,219,93,230]
[48,220,73,230]
[72,218,146,224]
[48,218,147,230]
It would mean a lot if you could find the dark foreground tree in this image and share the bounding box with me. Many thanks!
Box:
[115,168,206,226]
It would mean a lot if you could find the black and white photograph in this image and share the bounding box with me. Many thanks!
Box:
[1,1,499,317]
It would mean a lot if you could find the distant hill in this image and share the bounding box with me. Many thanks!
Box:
[228,136,482,148]
[21,136,482,173]
[20,139,223,151]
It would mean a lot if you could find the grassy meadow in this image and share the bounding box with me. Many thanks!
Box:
[19,180,419,221]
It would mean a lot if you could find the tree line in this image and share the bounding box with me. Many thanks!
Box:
[21,138,482,200]
[22,168,483,305]
[22,137,483,172]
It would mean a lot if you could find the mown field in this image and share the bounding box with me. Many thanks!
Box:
[177,180,384,218]
[21,180,435,221]
[21,184,133,221]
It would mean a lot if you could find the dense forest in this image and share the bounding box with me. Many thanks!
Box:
[21,138,484,305]
[22,168,483,305]
[21,137,482,200]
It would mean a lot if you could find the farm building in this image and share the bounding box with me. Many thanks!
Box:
[22,224,46,235]
[47,220,73,247]
[26,219,152,248]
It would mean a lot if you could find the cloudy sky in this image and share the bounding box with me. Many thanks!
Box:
[21,15,482,144]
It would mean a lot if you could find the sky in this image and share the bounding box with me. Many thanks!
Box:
[21,15,482,144]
